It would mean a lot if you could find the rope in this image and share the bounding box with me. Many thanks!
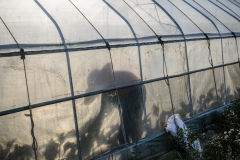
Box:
[216,0,240,18]
[212,0,240,68]
[68,0,130,145]
[207,38,219,100]
[193,0,240,69]
[122,0,178,127]
[168,0,219,100]
[161,41,176,122]
[21,49,38,159]
[0,17,20,49]
[0,17,38,160]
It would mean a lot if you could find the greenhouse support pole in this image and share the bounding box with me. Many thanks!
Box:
[209,0,240,68]
[152,0,194,116]
[122,0,179,127]
[209,0,240,21]
[183,0,227,104]
[168,0,219,103]
[0,60,239,118]
[34,1,82,159]
[193,0,240,100]
[216,0,240,18]
[0,17,39,160]
[102,0,149,135]
[68,0,131,153]
[229,0,240,7]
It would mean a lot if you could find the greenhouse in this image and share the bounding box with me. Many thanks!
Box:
[0,0,240,159]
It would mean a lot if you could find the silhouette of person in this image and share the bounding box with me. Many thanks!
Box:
[82,63,145,157]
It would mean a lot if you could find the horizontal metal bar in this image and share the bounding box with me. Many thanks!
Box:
[142,61,239,84]
[0,34,240,57]
[95,130,167,160]
[94,102,232,160]
[0,60,238,117]
[0,32,226,49]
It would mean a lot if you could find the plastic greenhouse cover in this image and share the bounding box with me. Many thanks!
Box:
[0,0,239,53]
[0,0,240,160]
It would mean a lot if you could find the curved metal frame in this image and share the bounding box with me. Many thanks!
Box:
[0,0,240,159]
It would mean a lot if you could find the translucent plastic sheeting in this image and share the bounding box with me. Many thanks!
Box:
[230,0,240,7]
[141,45,164,80]
[36,0,105,47]
[0,21,18,48]
[225,64,240,103]
[70,0,138,45]
[76,85,146,159]
[215,67,226,104]
[70,49,114,95]
[76,92,122,159]
[169,76,190,119]
[32,101,78,160]
[125,132,173,160]
[222,37,239,64]
[0,57,28,112]
[163,42,187,75]
[210,39,225,66]
[154,0,203,37]
[215,0,240,17]
[0,0,62,51]
[110,46,141,85]
[186,39,211,71]
[118,0,182,38]
[141,42,186,81]
[70,46,141,95]
[184,0,232,35]
[144,76,189,135]
[190,68,225,115]
[25,53,71,105]
[0,110,34,159]
[187,39,223,71]
[145,80,171,134]
[118,85,147,142]
[169,0,218,35]
[103,149,129,160]
[194,0,240,33]
[101,132,173,160]
[101,0,157,42]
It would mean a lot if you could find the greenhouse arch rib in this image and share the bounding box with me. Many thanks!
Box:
[216,0,240,18]
[193,0,240,69]
[1,1,239,116]
[208,0,240,68]
[210,0,240,21]
[0,1,240,159]
[69,0,134,153]
[182,0,227,104]
[122,0,179,127]
[33,0,82,159]
[0,17,38,160]
[152,0,193,116]
[102,0,148,136]
[168,0,219,106]
[230,0,240,7]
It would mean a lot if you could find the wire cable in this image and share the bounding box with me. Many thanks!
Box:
[168,0,219,101]
[68,0,130,147]
[122,0,178,128]
[209,0,240,69]
[21,49,39,159]
[193,0,240,69]
[216,0,240,18]
[0,17,38,160]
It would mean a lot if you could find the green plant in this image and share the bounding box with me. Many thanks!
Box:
[172,99,240,160]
